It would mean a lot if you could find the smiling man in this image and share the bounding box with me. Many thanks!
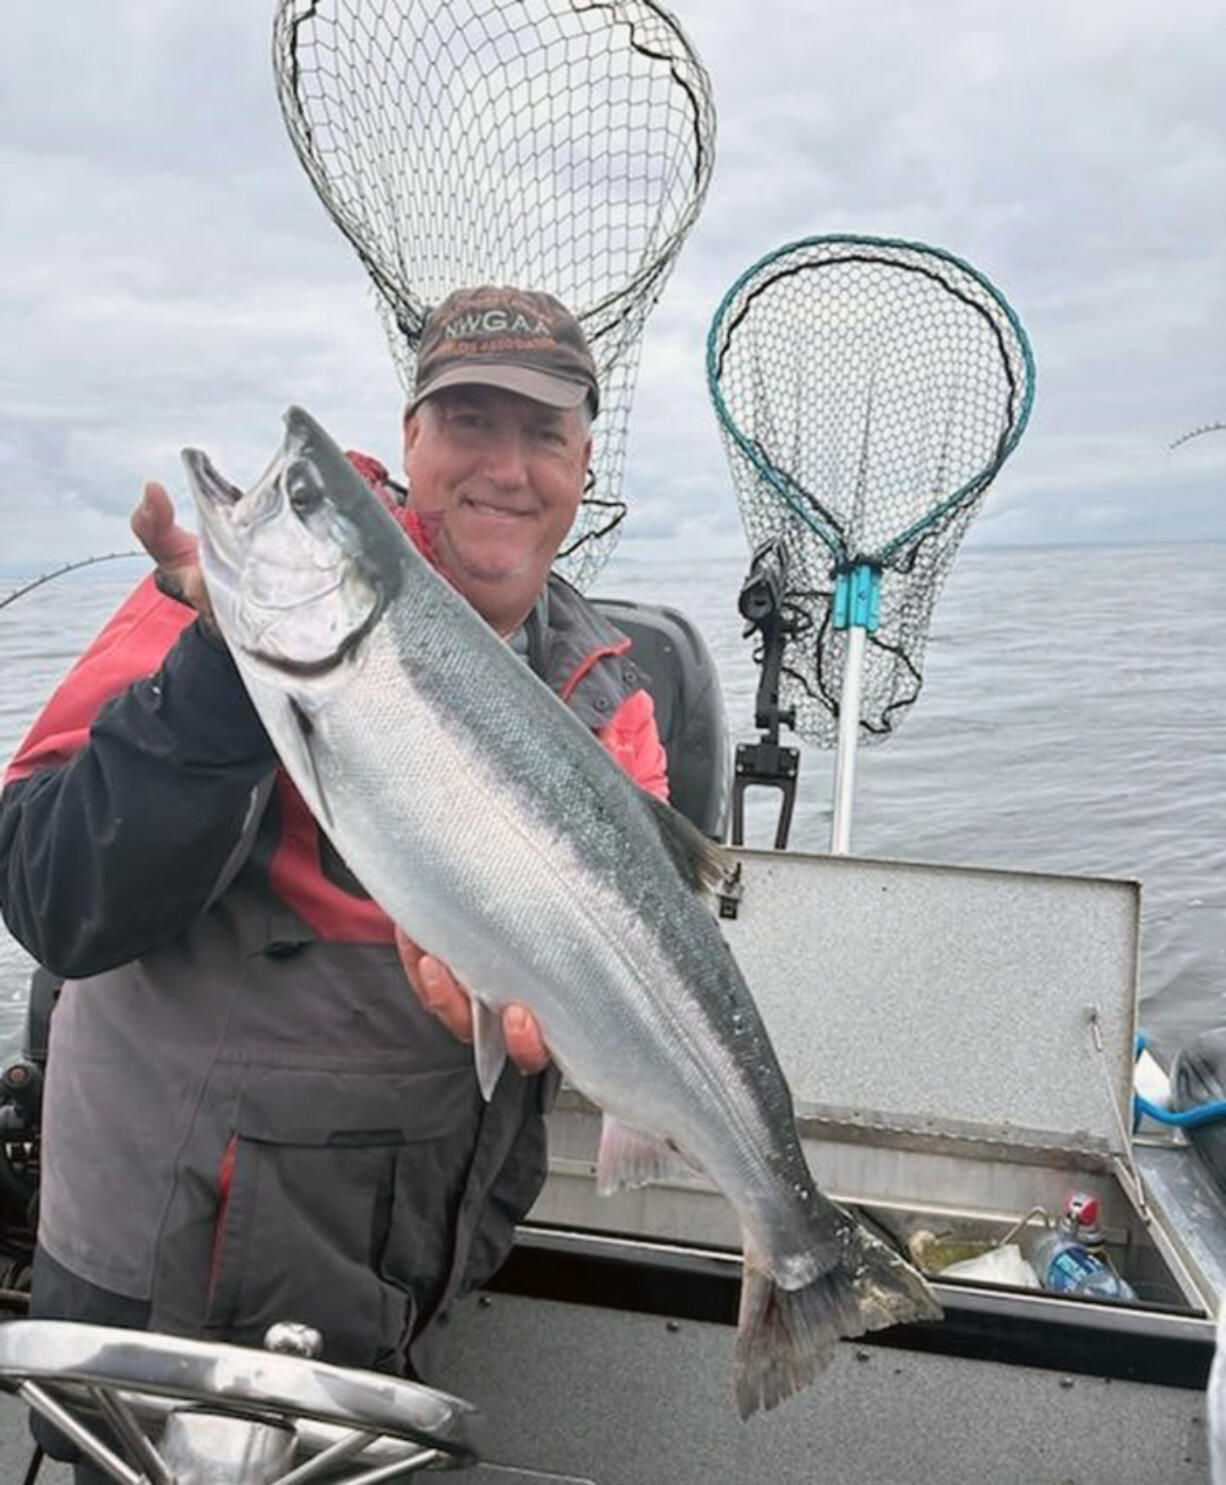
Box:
[403,286,598,637]
[0,286,668,1484]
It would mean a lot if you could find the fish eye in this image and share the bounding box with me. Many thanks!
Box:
[285,460,326,517]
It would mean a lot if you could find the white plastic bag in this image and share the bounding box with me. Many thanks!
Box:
[940,1243,1040,1288]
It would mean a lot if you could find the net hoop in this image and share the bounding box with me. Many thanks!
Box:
[707,232,1035,747]
[707,233,1035,569]
[273,0,716,587]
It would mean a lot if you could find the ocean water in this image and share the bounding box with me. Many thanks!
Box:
[0,543,1223,1066]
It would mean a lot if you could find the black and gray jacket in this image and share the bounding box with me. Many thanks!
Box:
[0,566,659,1373]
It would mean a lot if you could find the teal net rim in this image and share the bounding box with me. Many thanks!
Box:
[705,231,1037,567]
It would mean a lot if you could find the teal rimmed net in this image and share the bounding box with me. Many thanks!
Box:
[708,235,1035,746]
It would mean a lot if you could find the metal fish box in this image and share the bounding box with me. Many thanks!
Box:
[433,851,1223,1484]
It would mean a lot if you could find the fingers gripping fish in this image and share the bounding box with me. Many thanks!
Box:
[185,407,941,1418]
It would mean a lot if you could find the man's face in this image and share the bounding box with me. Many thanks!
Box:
[403,385,591,631]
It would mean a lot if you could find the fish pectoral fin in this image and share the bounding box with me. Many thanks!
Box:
[472,1000,508,1102]
[286,698,334,830]
[596,1116,695,1196]
[641,792,732,896]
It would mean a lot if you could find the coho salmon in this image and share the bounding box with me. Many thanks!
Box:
[185,406,940,1417]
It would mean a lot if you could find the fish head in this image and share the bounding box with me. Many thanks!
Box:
[184,406,404,683]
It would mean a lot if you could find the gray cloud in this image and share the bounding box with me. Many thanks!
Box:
[2,0,1223,575]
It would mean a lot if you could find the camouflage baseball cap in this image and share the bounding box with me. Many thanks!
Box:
[409,286,599,418]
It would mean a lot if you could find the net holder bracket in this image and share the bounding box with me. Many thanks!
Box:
[731,538,802,851]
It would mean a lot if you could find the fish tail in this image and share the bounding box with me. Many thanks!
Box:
[732,1259,843,1418]
[734,1226,941,1419]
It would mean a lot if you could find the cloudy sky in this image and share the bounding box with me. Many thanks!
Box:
[2,0,1223,575]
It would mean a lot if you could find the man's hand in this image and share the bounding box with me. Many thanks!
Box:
[395,928,550,1074]
[132,481,216,626]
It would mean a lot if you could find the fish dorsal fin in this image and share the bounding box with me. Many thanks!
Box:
[642,792,731,896]
[596,1115,697,1196]
[472,1000,508,1102]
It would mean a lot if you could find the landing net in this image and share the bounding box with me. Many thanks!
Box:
[273,0,715,588]
[708,235,1034,747]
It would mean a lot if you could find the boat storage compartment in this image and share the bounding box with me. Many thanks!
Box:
[432,852,1221,1484]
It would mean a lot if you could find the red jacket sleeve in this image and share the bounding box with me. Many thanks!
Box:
[0,576,277,976]
[5,576,193,784]
[597,688,669,801]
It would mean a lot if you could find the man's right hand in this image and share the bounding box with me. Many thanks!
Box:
[396,928,550,1075]
[132,481,216,627]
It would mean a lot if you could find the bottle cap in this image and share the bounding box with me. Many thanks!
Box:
[1065,1192,1103,1245]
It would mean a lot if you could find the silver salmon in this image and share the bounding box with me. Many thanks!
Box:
[185,406,940,1417]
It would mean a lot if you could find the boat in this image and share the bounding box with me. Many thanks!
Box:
[0,588,1220,1484]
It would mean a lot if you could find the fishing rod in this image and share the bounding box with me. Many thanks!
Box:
[1169,422,1225,451]
[0,553,142,614]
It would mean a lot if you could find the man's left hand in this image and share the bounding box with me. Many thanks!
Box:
[132,481,217,628]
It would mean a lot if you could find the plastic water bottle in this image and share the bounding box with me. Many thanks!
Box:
[1027,1199,1136,1301]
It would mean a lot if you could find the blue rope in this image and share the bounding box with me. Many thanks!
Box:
[1134,1093,1226,1130]
[1134,1031,1226,1129]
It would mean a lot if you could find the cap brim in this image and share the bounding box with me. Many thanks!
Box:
[408,363,597,417]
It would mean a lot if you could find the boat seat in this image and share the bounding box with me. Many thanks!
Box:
[591,597,729,840]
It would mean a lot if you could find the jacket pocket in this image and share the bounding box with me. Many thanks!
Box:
[202,1063,480,1371]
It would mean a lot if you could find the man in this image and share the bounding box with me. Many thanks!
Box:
[0,287,667,1480]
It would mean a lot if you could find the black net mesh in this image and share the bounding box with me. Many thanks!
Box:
[273,0,715,588]
[709,236,1033,747]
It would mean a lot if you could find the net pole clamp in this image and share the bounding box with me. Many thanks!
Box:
[832,560,883,634]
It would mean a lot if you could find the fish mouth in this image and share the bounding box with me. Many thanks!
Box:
[182,448,246,510]
[181,447,252,590]
[182,444,292,578]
